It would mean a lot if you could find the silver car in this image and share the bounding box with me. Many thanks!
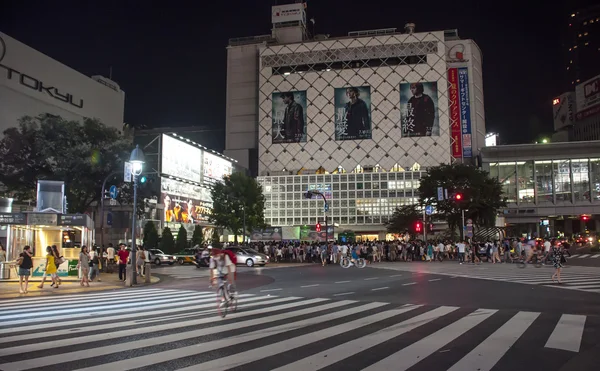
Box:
[148,249,175,265]
[226,247,269,267]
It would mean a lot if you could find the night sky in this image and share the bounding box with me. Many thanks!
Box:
[1,0,597,148]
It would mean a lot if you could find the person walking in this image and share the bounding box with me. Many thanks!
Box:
[43,246,59,288]
[117,243,129,282]
[77,245,91,287]
[16,246,33,294]
[551,239,564,284]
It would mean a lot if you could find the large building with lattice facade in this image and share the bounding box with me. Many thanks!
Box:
[225,2,486,237]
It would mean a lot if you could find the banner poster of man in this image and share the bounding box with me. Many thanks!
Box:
[399,82,440,137]
[272,90,307,144]
[334,86,372,140]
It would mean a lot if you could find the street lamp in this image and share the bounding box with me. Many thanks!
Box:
[128,145,145,286]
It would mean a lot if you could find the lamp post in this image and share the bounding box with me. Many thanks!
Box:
[128,145,145,286]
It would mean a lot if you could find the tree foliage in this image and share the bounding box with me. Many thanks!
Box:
[212,229,222,249]
[209,172,266,242]
[386,204,421,234]
[418,163,506,238]
[175,226,188,251]
[143,221,159,249]
[159,227,175,254]
[0,114,131,213]
[191,225,204,247]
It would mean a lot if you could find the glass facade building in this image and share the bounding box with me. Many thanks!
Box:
[257,171,423,228]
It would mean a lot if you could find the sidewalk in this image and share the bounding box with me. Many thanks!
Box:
[0,271,161,299]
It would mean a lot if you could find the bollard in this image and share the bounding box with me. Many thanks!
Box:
[145,262,151,283]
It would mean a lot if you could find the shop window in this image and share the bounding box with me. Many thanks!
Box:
[572,159,590,202]
[535,161,553,203]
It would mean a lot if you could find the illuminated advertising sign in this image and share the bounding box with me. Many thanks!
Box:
[576,74,600,113]
[161,134,202,183]
[458,68,472,158]
[203,152,233,184]
[161,178,212,224]
[271,3,305,23]
[485,133,498,147]
[447,68,462,158]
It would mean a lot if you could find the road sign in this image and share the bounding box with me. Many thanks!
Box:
[466,218,473,226]
[437,187,444,201]
[425,205,434,215]
[106,212,113,226]
[324,203,329,212]
[124,162,132,183]
[109,185,118,199]
[109,199,117,206]
[466,226,474,238]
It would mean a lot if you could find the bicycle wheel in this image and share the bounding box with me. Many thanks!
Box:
[228,284,238,313]
[217,287,228,318]
[534,258,543,268]
[517,259,526,268]
[340,257,350,268]
[356,258,367,268]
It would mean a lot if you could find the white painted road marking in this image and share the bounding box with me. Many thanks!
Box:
[364,277,379,281]
[335,280,351,284]
[300,284,319,288]
[371,287,389,291]
[545,314,586,352]
[260,288,282,292]
[402,282,417,286]
[333,292,355,296]
[428,278,442,282]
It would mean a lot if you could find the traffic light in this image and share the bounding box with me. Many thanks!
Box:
[581,215,590,221]
[316,223,321,232]
[140,176,147,184]
[415,221,422,233]
[454,193,463,201]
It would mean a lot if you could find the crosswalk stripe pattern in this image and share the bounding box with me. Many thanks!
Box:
[0,288,593,371]
[566,254,600,259]
[376,262,600,293]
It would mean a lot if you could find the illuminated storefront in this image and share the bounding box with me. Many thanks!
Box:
[1,212,94,279]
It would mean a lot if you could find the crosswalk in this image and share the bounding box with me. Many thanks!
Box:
[0,288,596,371]
[376,262,600,294]
[566,253,600,259]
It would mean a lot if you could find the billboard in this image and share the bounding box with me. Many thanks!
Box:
[271,3,305,23]
[400,82,440,137]
[485,133,498,147]
[334,86,372,140]
[576,75,600,113]
[250,227,283,241]
[553,92,575,130]
[161,134,202,182]
[447,69,462,158]
[272,90,307,144]
[161,178,212,224]
[203,152,233,184]
[458,68,472,158]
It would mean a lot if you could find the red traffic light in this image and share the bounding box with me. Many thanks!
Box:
[316,223,321,232]
[415,221,422,233]
[455,193,463,201]
[581,215,590,221]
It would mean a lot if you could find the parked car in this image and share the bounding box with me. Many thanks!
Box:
[148,249,175,265]
[225,246,269,267]
[173,248,196,265]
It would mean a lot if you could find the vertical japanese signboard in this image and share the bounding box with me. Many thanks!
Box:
[458,67,472,158]
[447,68,462,158]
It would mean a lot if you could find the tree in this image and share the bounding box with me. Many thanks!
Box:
[209,172,266,243]
[212,229,222,249]
[175,226,188,252]
[191,225,204,247]
[0,114,131,213]
[418,163,506,238]
[159,227,175,254]
[143,221,159,249]
[386,204,421,234]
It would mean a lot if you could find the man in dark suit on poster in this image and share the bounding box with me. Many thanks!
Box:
[343,87,370,139]
[404,82,436,137]
[281,92,305,142]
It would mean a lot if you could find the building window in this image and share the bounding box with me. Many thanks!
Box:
[497,162,517,203]
[517,161,535,203]
[572,159,590,202]
[553,160,572,202]
[535,161,553,203]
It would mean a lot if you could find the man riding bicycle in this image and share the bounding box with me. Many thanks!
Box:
[209,248,236,295]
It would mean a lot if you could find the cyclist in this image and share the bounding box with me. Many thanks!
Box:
[209,249,236,296]
[348,243,360,266]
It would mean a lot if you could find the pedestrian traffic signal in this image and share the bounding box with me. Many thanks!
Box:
[316,223,321,232]
[581,215,590,221]
[455,193,463,201]
[415,221,422,233]
[140,176,147,184]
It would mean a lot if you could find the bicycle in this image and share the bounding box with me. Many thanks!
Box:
[213,274,238,318]
[517,252,543,268]
[340,255,366,269]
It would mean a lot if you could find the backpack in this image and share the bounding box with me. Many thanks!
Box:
[224,249,237,265]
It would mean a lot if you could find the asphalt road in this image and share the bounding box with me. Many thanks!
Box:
[2,261,600,370]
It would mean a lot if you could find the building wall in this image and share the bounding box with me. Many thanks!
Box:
[224,43,262,172]
[0,32,125,133]
[257,31,452,175]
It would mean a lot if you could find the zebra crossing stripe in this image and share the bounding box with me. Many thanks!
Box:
[0,294,266,345]
[545,314,586,352]
[0,298,340,371]
[447,311,540,371]
[0,288,167,306]
[592,254,600,258]
[70,301,389,371]
[578,254,591,258]
[275,306,467,371]
[363,308,498,371]
[177,304,436,371]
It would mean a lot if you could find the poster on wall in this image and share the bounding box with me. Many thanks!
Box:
[250,228,283,241]
[161,178,212,224]
[400,82,440,137]
[334,86,372,140]
[272,90,307,144]
[203,152,233,184]
[447,69,462,158]
[161,134,203,182]
[458,68,472,158]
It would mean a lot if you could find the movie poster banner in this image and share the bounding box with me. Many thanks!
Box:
[458,68,472,158]
[448,68,462,158]
[250,227,283,241]
[334,86,372,140]
[400,82,440,137]
[272,90,307,144]
[161,178,212,224]
[300,225,334,242]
